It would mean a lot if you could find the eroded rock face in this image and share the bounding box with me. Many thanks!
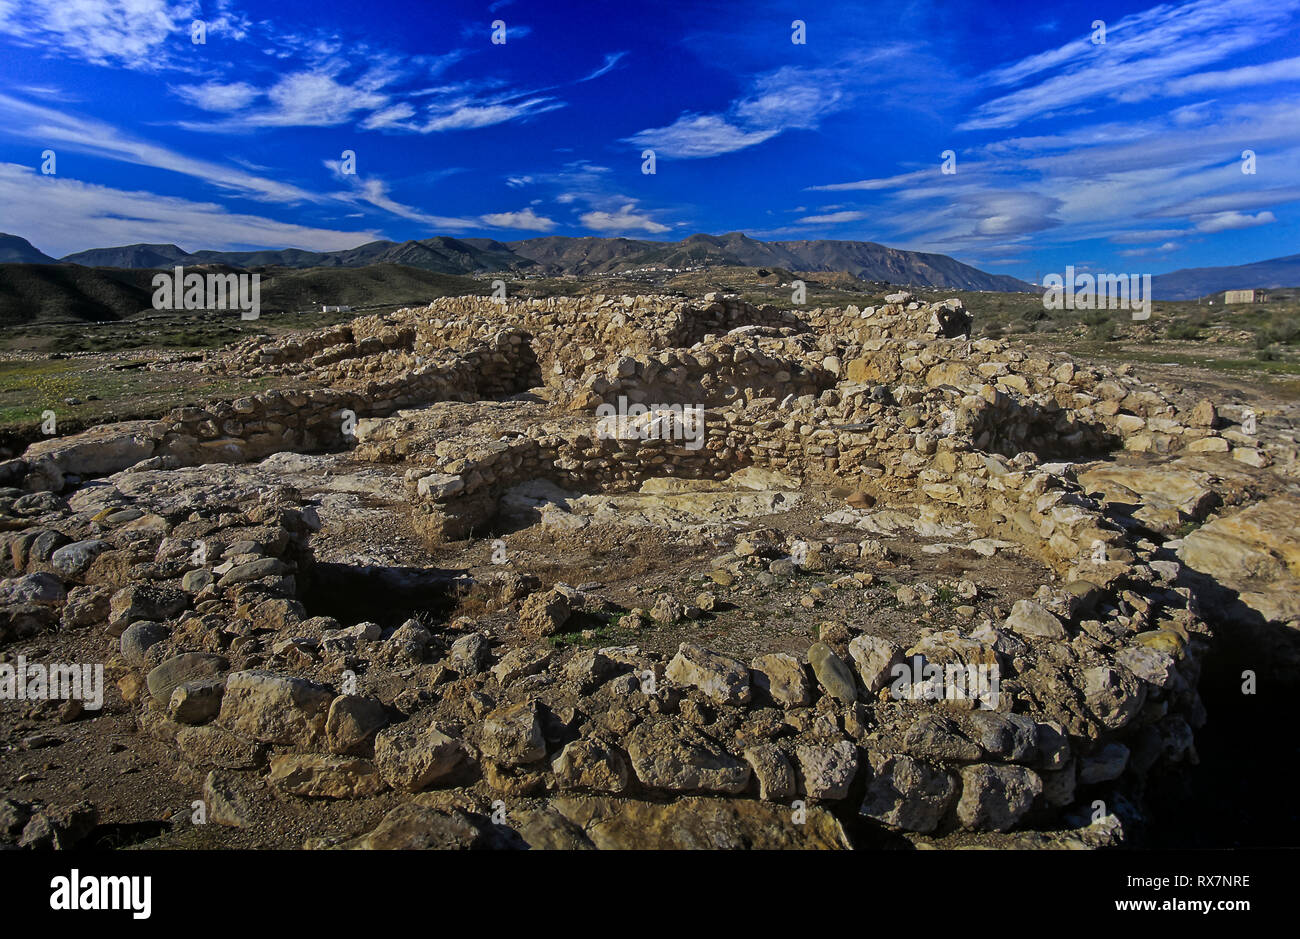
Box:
[1179,496,1300,623]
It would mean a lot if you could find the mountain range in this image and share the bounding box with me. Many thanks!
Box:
[3,232,1295,301]
[1150,253,1300,301]
[1,232,1031,292]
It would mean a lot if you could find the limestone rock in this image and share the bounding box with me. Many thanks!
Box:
[373,722,467,791]
[750,652,812,708]
[269,754,386,799]
[1004,599,1066,640]
[956,763,1043,832]
[216,670,334,748]
[666,643,751,706]
[625,719,751,794]
[795,740,859,801]
[860,755,958,833]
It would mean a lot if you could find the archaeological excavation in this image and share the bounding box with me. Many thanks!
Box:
[4,292,1295,850]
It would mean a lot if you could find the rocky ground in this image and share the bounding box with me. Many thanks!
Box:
[2,291,1298,850]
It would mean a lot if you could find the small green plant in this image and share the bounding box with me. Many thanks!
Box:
[1165,321,1201,341]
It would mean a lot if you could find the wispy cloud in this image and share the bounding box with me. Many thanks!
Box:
[0,0,201,69]
[0,162,377,256]
[962,0,1300,130]
[1164,55,1300,96]
[625,65,852,159]
[579,51,627,83]
[797,210,868,225]
[321,161,476,229]
[0,92,322,203]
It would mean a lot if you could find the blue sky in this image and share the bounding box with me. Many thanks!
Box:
[0,0,1296,282]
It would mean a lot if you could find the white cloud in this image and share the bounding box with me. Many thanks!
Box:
[1110,229,1186,244]
[1119,242,1180,257]
[1194,210,1277,232]
[580,202,669,234]
[418,96,563,132]
[579,52,627,83]
[806,169,934,192]
[172,81,261,112]
[0,0,199,68]
[1164,55,1300,95]
[480,207,556,231]
[181,70,391,129]
[0,92,321,203]
[625,66,852,159]
[625,114,777,159]
[797,210,868,224]
[962,0,1300,130]
[0,162,377,257]
[360,103,417,130]
[347,177,477,229]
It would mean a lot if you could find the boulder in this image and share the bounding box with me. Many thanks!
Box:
[860,755,958,833]
[268,754,386,799]
[795,740,859,801]
[216,670,334,748]
[808,642,857,703]
[956,763,1043,832]
[750,652,812,708]
[625,719,750,794]
[666,643,751,706]
[373,722,467,791]
[1003,600,1066,640]
[480,701,547,766]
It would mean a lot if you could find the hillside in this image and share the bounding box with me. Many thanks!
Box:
[0,262,484,326]
[256,263,483,312]
[0,263,156,325]
[1153,254,1300,301]
[0,234,57,264]
[19,231,1030,291]
[508,232,1032,291]
[61,243,191,268]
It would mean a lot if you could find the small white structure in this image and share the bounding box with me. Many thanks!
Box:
[321,305,352,313]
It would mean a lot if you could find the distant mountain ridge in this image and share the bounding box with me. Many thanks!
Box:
[0,234,57,264]
[2,231,1032,292]
[1150,253,1300,301]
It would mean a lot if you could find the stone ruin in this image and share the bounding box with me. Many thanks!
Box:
[1,291,1293,849]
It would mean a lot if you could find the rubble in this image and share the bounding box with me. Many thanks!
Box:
[2,292,1293,850]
